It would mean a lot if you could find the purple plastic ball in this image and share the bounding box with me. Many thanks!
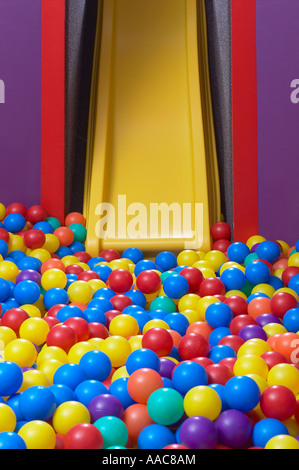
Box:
[251,244,260,253]
[179,416,218,449]
[215,409,252,448]
[159,358,176,379]
[238,324,268,342]
[256,314,281,327]
[88,394,124,422]
[16,269,41,286]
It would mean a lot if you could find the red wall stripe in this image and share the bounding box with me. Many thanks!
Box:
[231,0,259,242]
[41,0,65,223]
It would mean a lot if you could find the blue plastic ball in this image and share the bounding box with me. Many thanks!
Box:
[122,247,144,264]
[68,241,86,254]
[92,264,112,282]
[43,288,69,310]
[227,242,250,264]
[0,278,11,302]
[32,221,53,234]
[55,246,72,258]
[13,280,40,305]
[48,384,76,406]
[79,350,112,382]
[0,432,27,449]
[19,385,56,421]
[0,239,8,258]
[283,307,299,333]
[220,268,246,291]
[88,297,113,313]
[208,384,229,411]
[6,394,25,422]
[245,261,271,285]
[87,257,106,269]
[155,251,177,272]
[256,241,281,263]
[288,274,299,296]
[224,375,261,412]
[56,305,84,323]
[0,361,23,397]
[137,424,176,449]
[74,380,108,407]
[127,311,151,332]
[252,418,289,448]
[268,275,284,290]
[205,302,233,328]
[164,312,189,336]
[162,274,189,299]
[148,309,168,320]
[208,345,237,363]
[172,361,208,395]
[53,363,87,390]
[108,377,136,409]
[83,307,107,325]
[3,213,26,233]
[17,256,42,272]
[208,327,231,346]
[124,289,147,308]
[246,292,270,303]
[134,259,157,276]
[93,287,116,300]
[126,349,160,375]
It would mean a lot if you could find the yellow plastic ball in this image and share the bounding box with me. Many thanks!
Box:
[288,252,299,268]
[109,259,131,271]
[4,338,37,367]
[109,314,139,338]
[178,293,201,313]
[8,234,26,253]
[128,335,143,351]
[61,255,80,267]
[20,304,42,318]
[199,268,216,279]
[204,250,227,272]
[67,280,94,304]
[251,283,275,298]
[37,359,64,385]
[36,345,69,366]
[78,262,90,271]
[41,268,67,290]
[218,261,241,276]
[267,363,299,395]
[111,366,129,382]
[181,309,200,324]
[184,386,222,420]
[52,401,90,435]
[34,294,46,316]
[177,250,200,267]
[0,326,17,346]
[237,339,271,357]
[18,369,50,392]
[19,317,50,345]
[273,268,284,280]
[30,248,51,263]
[195,296,219,321]
[0,203,6,221]
[225,290,247,300]
[265,434,299,449]
[88,337,104,349]
[276,240,290,256]
[263,322,287,338]
[233,354,269,380]
[88,279,107,293]
[246,374,268,394]
[0,404,16,432]
[192,260,215,271]
[142,319,169,334]
[42,234,60,254]
[67,341,95,364]
[100,336,131,368]
[18,420,56,449]
[0,260,19,282]
[246,235,266,250]
[195,250,206,260]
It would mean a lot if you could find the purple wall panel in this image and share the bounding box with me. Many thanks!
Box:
[0,0,41,208]
[256,0,299,245]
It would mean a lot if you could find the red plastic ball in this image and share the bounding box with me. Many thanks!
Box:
[179,267,203,293]
[77,270,101,282]
[46,324,77,352]
[99,249,120,262]
[224,296,248,317]
[164,444,189,449]
[55,434,65,449]
[65,212,86,227]
[64,423,104,449]
[6,203,27,218]
[108,269,134,293]
[282,266,299,287]
[135,270,161,294]
[63,317,90,342]
[26,205,47,224]
[214,294,226,302]
[105,310,122,328]
[260,385,297,421]
[192,357,214,369]
[73,251,91,263]
[229,315,258,336]
[110,294,133,311]
[65,265,84,275]
[46,304,67,318]
[199,277,226,297]
[219,357,237,371]
[270,292,298,319]
[23,229,46,250]
[218,334,244,353]
[212,239,231,253]
[0,228,10,243]
[142,327,174,357]
[211,222,231,241]
[43,316,60,329]
[53,227,75,247]
[260,350,289,369]
[1,308,30,336]
[88,322,109,339]
[206,363,233,385]
[177,333,209,360]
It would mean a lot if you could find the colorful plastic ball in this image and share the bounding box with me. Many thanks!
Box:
[0,361,23,397]
[141,327,173,358]
[53,227,74,247]
[265,434,299,449]
[270,292,298,319]
[260,385,296,421]
[41,269,67,291]
[52,401,90,435]
[149,296,176,313]
[211,222,231,241]
[179,416,217,450]
[212,239,231,253]
[0,431,27,449]
[273,332,299,363]
[127,368,163,404]
[43,288,69,311]
[220,268,246,291]
[146,388,184,426]
[109,314,139,338]
[107,269,133,294]
[267,363,299,395]
[238,324,268,342]
[63,317,90,343]
[177,267,202,293]
[171,361,208,394]
[252,418,289,448]
[4,213,26,233]
[184,385,222,421]
[0,239,8,258]
[63,423,103,450]
[121,247,143,264]
[215,409,252,449]
[93,416,128,449]
[123,404,154,442]
[23,229,45,250]
[134,259,156,276]
[198,277,225,297]
[135,270,161,295]
[247,296,272,320]
[67,281,93,305]
[48,384,76,407]
[245,261,271,285]
[18,420,56,449]
[154,251,177,272]
[67,223,87,243]
[53,363,87,391]
[1,308,30,337]
[223,375,260,412]
[205,302,233,329]
[209,327,231,346]
[162,274,189,299]
[226,242,250,264]
[126,348,159,375]
[137,423,175,449]
[123,289,146,309]
[282,308,299,333]
[256,240,281,263]
[0,260,19,282]
[13,280,40,305]
[163,312,189,336]
[208,344,237,363]
[4,339,37,368]
[107,377,135,410]
[46,324,77,353]
[178,333,209,360]
[74,380,108,408]
[19,385,56,421]
[19,317,49,345]
[99,336,131,368]
[78,350,111,382]
[88,394,124,422]
[109,294,133,312]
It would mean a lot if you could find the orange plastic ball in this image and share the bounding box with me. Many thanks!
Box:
[248,296,272,320]
[127,368,164,404]
[274,332,299,363]
[41,258,66,274]
[186,321,214,341]
[65,213,86,227]
[53,227,75,247]
[123,404,155,442]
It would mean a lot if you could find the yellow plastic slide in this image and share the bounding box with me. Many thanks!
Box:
[83,0,220,258]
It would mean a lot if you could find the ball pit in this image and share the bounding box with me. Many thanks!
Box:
[1,206,299,449]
